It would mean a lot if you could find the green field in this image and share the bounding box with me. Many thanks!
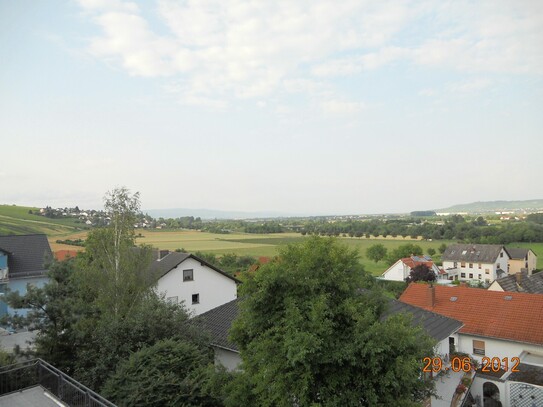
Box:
[0,205,83,236]
[132,230,457,276]
[3,204,542,275]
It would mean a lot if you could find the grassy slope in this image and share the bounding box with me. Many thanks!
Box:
[0,204,83,237]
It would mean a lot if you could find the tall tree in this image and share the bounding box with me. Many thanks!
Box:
[78,187,154,317]
[366,243,388,262]
[228,237,434,406]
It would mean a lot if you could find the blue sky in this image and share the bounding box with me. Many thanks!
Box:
[1,0,542,215]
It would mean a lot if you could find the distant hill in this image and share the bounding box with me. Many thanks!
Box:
[144,208,301,220]
[436,199,543,214]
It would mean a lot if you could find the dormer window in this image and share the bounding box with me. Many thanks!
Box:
[183,269,194,281]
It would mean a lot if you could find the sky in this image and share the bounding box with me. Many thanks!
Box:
[1,0,542,215]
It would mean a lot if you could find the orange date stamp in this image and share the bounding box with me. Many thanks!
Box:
[423,356,520,373]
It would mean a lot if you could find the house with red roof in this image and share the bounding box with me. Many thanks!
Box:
[400,283,543,406]
[381,255,447,283]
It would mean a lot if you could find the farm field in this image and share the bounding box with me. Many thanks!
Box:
[129,230,453,276]
[0,204,83,237]
[13,223,542,276]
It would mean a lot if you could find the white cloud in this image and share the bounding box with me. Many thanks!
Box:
[78,0,543,107]
[320,99,366,115]
[448,78,493,94]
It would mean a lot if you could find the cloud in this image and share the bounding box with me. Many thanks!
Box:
[77,0,543,107]
[320,99,366,115]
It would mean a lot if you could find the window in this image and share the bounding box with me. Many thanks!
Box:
[469,263,473,268]
[478,274,482,279]
[183,269,194,281]
[500,252,503,258]
[478,263,482,269]
[469,273,473,279]
[461,273,466,278]
[454,262,458,268]
[461,262,466,268]
[473,340,485,356]
[497,263,500,269]
[192,293,200,304]
[485,269,490,274]
[166,296,178,304]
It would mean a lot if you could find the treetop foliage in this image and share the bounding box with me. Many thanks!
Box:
[228,237,435,406]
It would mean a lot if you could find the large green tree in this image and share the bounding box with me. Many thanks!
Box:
[386,243,424,265]
[366,243,388,263]
[228,237,434,407]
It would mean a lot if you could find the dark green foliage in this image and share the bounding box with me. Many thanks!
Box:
[228,237,435,406]
[438,243,447,254]
[427,247,436,256]
[102,339,223,407]
[406,264,436,283]
[366,243,388,262]
[386,243,424,265]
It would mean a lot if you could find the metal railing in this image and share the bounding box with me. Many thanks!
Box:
[0,358,117,407]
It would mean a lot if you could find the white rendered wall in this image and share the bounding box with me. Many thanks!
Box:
[456,334,543,363]
[214,347,242,371]
[382,260,408,281]
[156,257,237,316]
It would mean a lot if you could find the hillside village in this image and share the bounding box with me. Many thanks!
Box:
[1,206,542,407]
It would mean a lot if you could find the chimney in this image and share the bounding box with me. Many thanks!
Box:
[515,272,523,285]
[427,284,436,308]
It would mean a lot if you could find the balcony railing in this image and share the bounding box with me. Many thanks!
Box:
[0,358,116,407]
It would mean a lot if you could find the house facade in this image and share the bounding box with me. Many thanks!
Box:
[152,252,239,316]
[381,255,447,283]
[441,244,510,284]
[0,234,52,317]
[506,248,537,275]
[400,283,543,406]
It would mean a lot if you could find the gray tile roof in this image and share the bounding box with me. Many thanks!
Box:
[506,247,530,260]
[150,252,240,283]
[494,272,543,294]
[507,363,543,386]
[193,298,240,352]
[0,234,52,278]
[382,300,463,341]
[441,244,506,263]
[194,296,463,353]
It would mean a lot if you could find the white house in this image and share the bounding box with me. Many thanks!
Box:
[441,244,511,284]
[152,252,240,316]
[400,283,543,406]
[381,255,447,283]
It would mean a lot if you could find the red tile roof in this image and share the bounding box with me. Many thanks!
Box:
[54,250,79,261]
[401,257,434,269]
[399,283,543,346]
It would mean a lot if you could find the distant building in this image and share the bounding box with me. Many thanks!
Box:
[441,244,510,284]
[0,234,52,317]
[488,271,543,294]
[381,255,447,283]
[506,247,537,275]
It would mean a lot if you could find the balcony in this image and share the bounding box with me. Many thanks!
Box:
[0,358,116,407]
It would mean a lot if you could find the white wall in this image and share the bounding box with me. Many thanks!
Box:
[156,257,237,316]
[382,260,407,281]
[457,334,543,363]
[214,347,241,371]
